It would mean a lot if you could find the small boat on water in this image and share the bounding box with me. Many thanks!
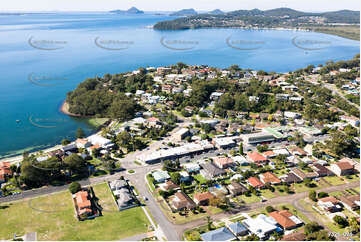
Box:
[16,120,20,123]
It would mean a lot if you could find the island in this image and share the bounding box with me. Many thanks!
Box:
[110,7,144,14]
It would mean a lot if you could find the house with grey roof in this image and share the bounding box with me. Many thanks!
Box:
[228,222,248,236]
[200,227,236,241]
[200,163,226,179]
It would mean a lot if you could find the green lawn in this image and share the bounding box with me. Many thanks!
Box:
[323,176,346,186]
[292,183,317,193]
[345,174,360,182]
[260,189,277,199]
[193,174,207,184]
[353,187,360,194]
[239,194,261,203]
[0,183,149,240]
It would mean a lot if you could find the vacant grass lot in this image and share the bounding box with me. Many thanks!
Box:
[239,194,261,203]
[0,183,149,241]
[323,176,346,186]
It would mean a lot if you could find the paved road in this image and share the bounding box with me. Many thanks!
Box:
[324,83,359,109]
[169,181,360,239]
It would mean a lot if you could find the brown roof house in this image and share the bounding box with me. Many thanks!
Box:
[159,180,180,192]
[317,196,342,213]
[227,181,248,196]
[330,162,354,176]
[269,210,303,230]
[213,157,235,169]
[170,191,196,211]
[259,172,281,185]
[193,192,214,206]
[311,163,334,177]
[339,195,360,211]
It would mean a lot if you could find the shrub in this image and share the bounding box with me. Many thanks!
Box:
[69,182,81,194]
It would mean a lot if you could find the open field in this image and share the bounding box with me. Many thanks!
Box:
[0,183,149,241]
[311,25,360,41]
[323,176,346,186]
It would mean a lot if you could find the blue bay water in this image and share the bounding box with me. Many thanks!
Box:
[0,13,359,157]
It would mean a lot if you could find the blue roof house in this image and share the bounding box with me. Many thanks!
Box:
[228,222,248,236]
[200,227,236,241]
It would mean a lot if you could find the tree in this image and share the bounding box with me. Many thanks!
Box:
[333,215,349,228]
[69,182,81,194]
[205,216,213,231]
[209,197,223,207]
[266,206,276,213]
[61,139,71,145]
[318,192,329,198]
[304,222,322,235]
[309,190,317,202]
[63,154,85,175]
[170,172,181,185]
[349,217,360,234]
[76,128,85,138]
[239,142,244,155]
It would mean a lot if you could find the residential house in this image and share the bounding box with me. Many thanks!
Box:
[228,222,248,236]
[213,157,235,169]
[339,195,360,211]
[170,191,196,211]
[247,177,265,189]
[280,173,302,184]
[173,128,190,141]
[311,163,334,177]
[227,181,248,196]
[259,172,281,185]
[281,231,306,241]
[179,171,191,183]
[269,210,303,230]
[288,146,307,157]
[200,163,226,179]
[242,214,279,239]
[262,150,277,159]
[147,117,161,127]
[159,180,180,192]
[291,168,317,181]
[183,163,201,173]
[232,155,249,166]
[193,192,214,206]
[318,196,342,213]
[152,170,170,183]
[75,190,92,218]
[330,162,354,176]
[200,227,236,241]
[75,138,91,149]
[247,151,268,164]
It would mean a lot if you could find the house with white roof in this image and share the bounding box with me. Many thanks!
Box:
[242,214,280,239]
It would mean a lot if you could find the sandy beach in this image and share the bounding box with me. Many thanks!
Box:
[59,101,82,117]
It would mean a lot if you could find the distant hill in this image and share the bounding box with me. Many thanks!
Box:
[154,7,360,39]
[170,8,197,16]
[208,9,224,15]
[110,7,144,14]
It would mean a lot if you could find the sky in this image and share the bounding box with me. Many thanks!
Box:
[1,0,360,12]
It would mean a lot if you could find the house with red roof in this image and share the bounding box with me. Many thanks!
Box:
[269,210,303,230]
[75,190,93,219]
[247,177,265,189]
[247,151,268,164]
[262,150,276,159]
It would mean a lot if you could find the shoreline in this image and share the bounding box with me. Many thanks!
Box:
[59,101,83,117]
